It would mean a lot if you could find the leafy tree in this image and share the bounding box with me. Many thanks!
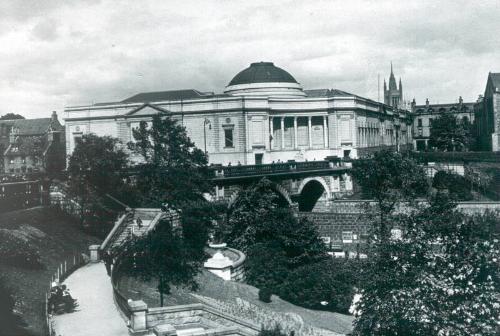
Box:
[352,193,500,336]
[0,113,24,120]
[120,213,211,307]
[67,134,130,228]
[128,114,211,209]
[429,113,470,151]
[352,150,428,239]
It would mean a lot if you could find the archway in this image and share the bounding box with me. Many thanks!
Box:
[298,179,327,212]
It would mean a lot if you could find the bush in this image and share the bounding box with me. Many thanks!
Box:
[0,277,28,336]
[433,171,473,201]
[0,231,44,269]
[280,258,361,314]
[258,288,272,303]
[258,325,288,336]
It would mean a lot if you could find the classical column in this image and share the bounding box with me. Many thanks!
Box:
[269,117,273,149]
[308,116,312,148]
[294,116,298,149]
[323,116,328,148]
[281,117,285,149]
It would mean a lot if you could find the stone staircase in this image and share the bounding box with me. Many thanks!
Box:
[100,208,166,253]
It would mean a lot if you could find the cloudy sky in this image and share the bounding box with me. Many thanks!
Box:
[1,0,499,119]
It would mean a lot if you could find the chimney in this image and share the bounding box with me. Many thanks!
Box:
[459,96,463,105]
[425,98,429,108]
[51,111,58,122]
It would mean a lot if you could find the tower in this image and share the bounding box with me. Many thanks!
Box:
[384,62,403,108]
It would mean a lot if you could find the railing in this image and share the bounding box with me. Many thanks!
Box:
[45,252,88,336]
[110,257,132,319]
[411,151,500,163]
[100,213,130,252]
[211,159,348,179]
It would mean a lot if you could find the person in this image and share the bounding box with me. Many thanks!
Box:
[136,217,143,229]
[102,250,112,276]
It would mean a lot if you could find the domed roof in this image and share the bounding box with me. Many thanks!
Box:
[228,62,298,86]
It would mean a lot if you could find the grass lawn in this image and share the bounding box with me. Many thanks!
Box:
[0,207,100,336]
[119,269,354,335]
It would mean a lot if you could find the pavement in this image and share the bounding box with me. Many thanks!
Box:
[52,262,129,336]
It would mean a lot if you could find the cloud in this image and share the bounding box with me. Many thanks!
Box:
[0,0,499,119]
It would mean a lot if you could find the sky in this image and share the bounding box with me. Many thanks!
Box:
[0,0,499,119]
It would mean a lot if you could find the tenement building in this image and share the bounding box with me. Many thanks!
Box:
[411,96,475,151]
[474,72,500,151]
[64,62,412,166]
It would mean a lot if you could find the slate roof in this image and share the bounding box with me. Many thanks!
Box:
[0,118,63,135]
[4,136,49,157]
[121,89,212,104]
[228,62,298,86]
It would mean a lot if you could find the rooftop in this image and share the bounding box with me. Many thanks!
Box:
[228,62,298,86]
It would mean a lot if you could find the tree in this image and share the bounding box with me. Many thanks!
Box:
[128,114,211,209]
[120,212,211,307]
[352,150,428,239]
[0,113,24,120]
[67,134,130,228]
[352,193,500,336]
[429,113,470,151]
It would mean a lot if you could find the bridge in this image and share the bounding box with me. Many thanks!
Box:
[209,157,354,212]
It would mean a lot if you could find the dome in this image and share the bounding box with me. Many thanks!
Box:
[228,62,298,86]
[225,62,306,98]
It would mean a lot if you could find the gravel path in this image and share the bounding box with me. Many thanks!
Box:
[52,262,129,336]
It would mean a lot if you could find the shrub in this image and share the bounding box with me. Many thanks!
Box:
[280,258,360,314]
[258,325,288,336]
[0,231,44,269]
[0,277,28,336]
[432,171,473,201]
[258,288,272,303]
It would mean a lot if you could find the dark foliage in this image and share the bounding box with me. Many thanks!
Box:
[120,206,212,306]
[352,193,500,336]
[429,113,471,151]
[0,278,29,336]
[352,150,428,238]
[128,114,211,209]
[432,170,473,201]
[0,113,25,120]
[258,287,272,303]
[67,134,131,233]
[0,230,44,269]
[258,325,289,336]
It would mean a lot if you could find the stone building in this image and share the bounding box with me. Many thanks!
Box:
[0,112,65,174]
[411,96,475,151]
[474,72,500,151]
[384,63,404,108]
[64,62,412,166]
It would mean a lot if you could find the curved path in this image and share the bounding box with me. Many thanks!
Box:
[52,262,129,336]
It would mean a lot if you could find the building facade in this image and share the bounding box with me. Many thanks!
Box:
[411,97,475,151]
[0,112,65,174]
[64,62,412,166]
[474,72,500,151]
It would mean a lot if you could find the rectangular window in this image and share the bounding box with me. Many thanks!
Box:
[224,128,234,148]
[342,231,353,243]
[417,118,422,127]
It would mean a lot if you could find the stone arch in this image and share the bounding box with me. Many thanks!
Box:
[227,181,293,210]
[297,177,330,212]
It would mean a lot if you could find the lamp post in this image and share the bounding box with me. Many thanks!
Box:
[203,118,211,154]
